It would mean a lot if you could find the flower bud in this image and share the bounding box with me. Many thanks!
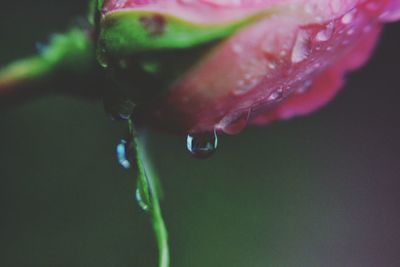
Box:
[97,0,400,134]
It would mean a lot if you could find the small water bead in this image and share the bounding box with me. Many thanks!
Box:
[116,139,135,169]
[341,9,356,24]
[186,130,218,159]
[296,80,313,94]
[268,88,284,101]
[235,74,259,95]
[135,188,150,211]
[315,22,334,42]
[291,30,312,63]
[267,62,277,70]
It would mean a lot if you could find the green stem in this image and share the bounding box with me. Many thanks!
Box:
[129,120,170,267]
[0,28,101,105]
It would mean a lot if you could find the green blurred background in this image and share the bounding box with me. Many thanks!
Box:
[1,1,400,266]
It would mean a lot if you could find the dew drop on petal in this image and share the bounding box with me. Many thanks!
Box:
[315,22,334,42]
[291,30,312,63]
[186,130,218,159]
[268,88,284,101]
[341,9,355,24]
[234,74,259,95]
[296,80,313,94]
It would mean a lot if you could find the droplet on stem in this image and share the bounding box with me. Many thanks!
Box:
[186,130,218,159]
[116,139,135,169]
[135,188,150,211]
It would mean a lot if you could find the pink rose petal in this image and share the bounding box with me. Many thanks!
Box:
[103,0,399,134]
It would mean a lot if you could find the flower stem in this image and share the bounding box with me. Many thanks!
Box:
[0,28,101,106]
[129,120,170,267]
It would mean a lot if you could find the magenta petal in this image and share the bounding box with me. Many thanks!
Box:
[104,0,399,134]
[252,23,382,125]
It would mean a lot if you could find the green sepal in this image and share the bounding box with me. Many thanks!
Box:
[97,9,274,57]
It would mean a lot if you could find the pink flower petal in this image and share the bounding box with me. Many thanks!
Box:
[103,0,399,134]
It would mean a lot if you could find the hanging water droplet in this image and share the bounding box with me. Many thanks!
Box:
[116,139,135,169]
[186,130,218,159]
[135,188,150,211]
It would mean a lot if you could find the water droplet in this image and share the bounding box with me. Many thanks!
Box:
[296,80,313,94]
[291,30,311,63]
[186,130,218,159]
[315,22,334,42]
[116,139,135,169]
[268,88,284,101]
[234,74,259,95]
[135,188,150,211]
[267,62,277,70]
[341,9,355,24]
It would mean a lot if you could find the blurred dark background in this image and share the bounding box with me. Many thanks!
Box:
[0,1,400,267]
